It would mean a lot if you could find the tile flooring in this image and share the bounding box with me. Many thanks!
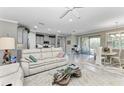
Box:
[24,54,124,86]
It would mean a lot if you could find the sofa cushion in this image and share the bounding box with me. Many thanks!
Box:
[55,57,66,62]
[29,59,66,69]
[22,49,42,60]
[42,52,53,59]
[29,61,67,75]
[29,58,57,66]
[41,48,53,59]
[29,57,66,69]
[52,47,63,57]
[51,47,63,52]
[57,52,65,58]
[52,51,59,57]
[22,49,41,53]
[41,48,52,52]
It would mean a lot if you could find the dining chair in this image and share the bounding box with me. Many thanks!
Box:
[119,49,124,67]
[102,47,112,65]
[110,48,120,65]
[95,47,105,65]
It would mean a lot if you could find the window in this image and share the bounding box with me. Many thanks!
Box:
[121,33,124,48]
[107,32,124,48]
[89,37,100,55]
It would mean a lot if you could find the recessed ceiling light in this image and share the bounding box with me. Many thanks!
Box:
[57,30,61,33]
[69,19,73,22]
[34,26,38,29]
[110,35,115,37]
[116,34,120,37]
[48,28,51,31]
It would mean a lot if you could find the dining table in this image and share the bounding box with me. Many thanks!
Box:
[102,52,117,64]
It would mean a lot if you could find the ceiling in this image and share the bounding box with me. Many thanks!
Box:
[0,7,124,35]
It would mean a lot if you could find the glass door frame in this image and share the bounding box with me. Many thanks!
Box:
[89,35,101,55]
[80,35,101,55]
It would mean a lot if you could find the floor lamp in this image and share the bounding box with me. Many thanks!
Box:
[0,37,15,64]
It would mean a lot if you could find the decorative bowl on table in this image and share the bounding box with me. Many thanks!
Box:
[103,47,110,53]
[52,64,81,86]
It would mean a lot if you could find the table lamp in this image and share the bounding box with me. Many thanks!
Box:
[0,37,15,64]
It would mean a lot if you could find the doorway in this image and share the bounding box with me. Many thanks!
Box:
[81,36,101,56]
[89,36,100,55]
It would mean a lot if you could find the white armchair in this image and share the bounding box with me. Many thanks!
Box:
[0,63,24,86]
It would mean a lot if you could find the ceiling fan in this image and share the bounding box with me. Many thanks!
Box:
[60,7,83,19]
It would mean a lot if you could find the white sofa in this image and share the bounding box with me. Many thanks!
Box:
[0,63,24,86]
[21,47,68,76]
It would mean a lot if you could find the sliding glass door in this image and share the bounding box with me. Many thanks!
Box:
[81,36,100,55]
[81,37,90,54]
[89,36,100,55]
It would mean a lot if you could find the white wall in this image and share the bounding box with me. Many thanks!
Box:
[0,19,18,44]
[28,32,36,49]
[66,35,77,54]
[58,36,66,52]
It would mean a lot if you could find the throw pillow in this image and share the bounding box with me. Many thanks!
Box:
[29,55,37,62]
[57,52,65,58]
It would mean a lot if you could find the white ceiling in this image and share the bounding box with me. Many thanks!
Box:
[0,7,124,35]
